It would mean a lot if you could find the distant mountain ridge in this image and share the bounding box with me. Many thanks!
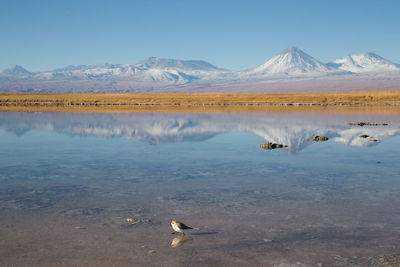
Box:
[2,65,31,77]
[0,57,226,84]
[328,52,400,73]
[1,47,399,92]
[136,57,223,71]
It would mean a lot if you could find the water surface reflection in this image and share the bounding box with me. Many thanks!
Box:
[0,111,399,266]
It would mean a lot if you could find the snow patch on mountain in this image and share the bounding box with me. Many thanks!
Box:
[136,57,223,71]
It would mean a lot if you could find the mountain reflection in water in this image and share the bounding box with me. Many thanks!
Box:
[1,112,399,154]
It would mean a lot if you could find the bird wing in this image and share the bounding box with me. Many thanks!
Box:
[178,222,193,229]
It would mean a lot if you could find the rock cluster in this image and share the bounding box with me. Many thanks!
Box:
[359,134,379,142]
[260,142,288,150]
[348,122,389,126]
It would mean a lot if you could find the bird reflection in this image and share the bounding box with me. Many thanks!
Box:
[171,235,192,248]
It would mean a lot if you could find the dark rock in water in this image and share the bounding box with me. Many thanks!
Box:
[348,122,389,126]
[307,136,329,142]
[359,134,379,142]
[260,142,288,150]
[315,136,329,142]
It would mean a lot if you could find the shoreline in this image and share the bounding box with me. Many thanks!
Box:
[1,91,400,113]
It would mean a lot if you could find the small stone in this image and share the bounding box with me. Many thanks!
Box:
[263,238,273,243]
[148,250,156,254]
[126,218,141,223]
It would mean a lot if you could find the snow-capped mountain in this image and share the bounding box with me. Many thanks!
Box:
[328,53,400,73]
[247,47,334,75]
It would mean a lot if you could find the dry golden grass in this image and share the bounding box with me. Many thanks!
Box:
[1,91,400,104]
[1,91,400,113]
[2,104,400,114]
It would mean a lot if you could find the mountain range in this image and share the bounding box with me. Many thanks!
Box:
[1,47,399,93]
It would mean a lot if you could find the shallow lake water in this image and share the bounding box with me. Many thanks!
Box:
[1,111,400,266]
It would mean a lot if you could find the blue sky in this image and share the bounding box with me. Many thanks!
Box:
[1,0,399,72]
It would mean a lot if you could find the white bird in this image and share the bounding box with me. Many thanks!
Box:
[171,220,194,234]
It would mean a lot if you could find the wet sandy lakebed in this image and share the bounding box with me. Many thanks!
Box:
[0,110,400,266]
